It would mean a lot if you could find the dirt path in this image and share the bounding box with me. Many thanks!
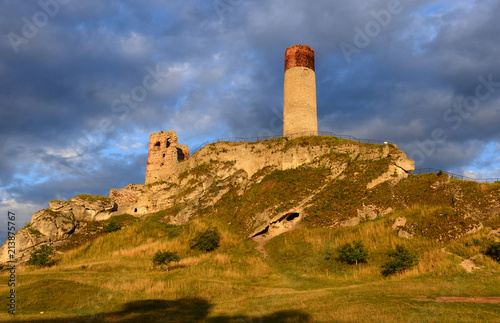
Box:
[436,297,500,303]
[414,296,500,303]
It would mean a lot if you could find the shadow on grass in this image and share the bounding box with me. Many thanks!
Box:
[14,298,310,322]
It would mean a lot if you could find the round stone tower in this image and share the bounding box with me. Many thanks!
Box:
[283,44,318,137]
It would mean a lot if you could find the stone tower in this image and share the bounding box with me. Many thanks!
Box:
[145,131,189,184]
[283,44,318,137]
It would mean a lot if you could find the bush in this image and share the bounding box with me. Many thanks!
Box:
[381,244,419,276]
[102,220,121,233]
[484,242,500,262]
[152,250,180,266]
[27,245,54,267]
[334,241,369,265]
[189,227,221,252]
[465,238,481,247]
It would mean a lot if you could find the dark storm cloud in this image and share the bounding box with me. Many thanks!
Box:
[1,0,500,230]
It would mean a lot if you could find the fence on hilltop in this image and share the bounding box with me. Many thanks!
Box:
[409,168,500,184]
[189,132,498,184]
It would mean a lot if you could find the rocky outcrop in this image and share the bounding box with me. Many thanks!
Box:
[392,216,414,239]
[0,195,117,264]
[1,137,416,264]
[110,138,414,220]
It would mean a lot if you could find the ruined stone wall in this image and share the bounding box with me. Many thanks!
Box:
[283,44,318,137]
[109,184,142,204]
[145,131,190,184]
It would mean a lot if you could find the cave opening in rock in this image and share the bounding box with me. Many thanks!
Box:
[252,226,269,238]
[285,213,299,221]
[134,208,137,213]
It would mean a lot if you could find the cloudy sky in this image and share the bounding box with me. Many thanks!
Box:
[1,0,500,242]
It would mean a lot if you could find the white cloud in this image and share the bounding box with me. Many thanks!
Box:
[0,194,45,244]
[120,32,153,58]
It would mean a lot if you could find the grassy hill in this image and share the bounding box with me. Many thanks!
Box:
[1,137,499,322]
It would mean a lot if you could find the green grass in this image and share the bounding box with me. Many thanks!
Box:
[281,135,381,153]
[1,213,498,322]
[196,166,330,234]
[73,194,112,203]
[2,138,500,321]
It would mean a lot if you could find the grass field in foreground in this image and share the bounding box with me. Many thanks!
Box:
[0,209,499,322]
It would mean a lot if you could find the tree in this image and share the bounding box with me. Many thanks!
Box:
[381,244,419,276]
[484,242,500,262]
[27,245,55,267]
[334,241,369,265]
[189,227,221,252]
[152,250,180,266]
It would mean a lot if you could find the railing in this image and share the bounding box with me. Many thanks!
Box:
[409,168,500,183]
[188,134,499,184]
[190,131,393,155]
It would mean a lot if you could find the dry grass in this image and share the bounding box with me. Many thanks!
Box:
[1,207,499,322]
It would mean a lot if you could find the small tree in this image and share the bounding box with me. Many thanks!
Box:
[382,244,419,276]
[152,250,180,266]
[27,245,54,267]
[102,219,121,233]
[189,227,221,252]
[484,242,500,262]
[335,241,369,265]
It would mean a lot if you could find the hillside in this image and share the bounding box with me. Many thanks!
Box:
[1,136,499,322]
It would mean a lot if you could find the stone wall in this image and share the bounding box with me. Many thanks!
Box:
[145,131,190,184]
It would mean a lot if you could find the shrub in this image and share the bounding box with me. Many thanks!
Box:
[484,242,500,262]
[381,244,419,276]
[102,220,121,233]
[465,238,481,247]
[334,241,369,265]
[152,250,180,266]
[189,227,221,252]
[27,245,55,267]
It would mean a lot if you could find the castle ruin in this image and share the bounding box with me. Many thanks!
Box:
[145,45,318,184]
[144,131,189,184]
[283,44,318,137]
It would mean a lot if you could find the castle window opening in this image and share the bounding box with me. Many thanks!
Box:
[166,138,171,148]
[134,208,137,213]
[154,141,161,147]
[163,153,165,157]
[177,148,185,161]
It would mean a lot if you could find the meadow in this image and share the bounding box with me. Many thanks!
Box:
[1,206,499,322]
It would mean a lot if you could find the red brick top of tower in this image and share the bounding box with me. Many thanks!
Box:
[285,44,315,72]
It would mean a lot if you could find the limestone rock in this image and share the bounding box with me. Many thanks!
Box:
[340,217,361,227]
[392,217,407,229]
[113,139,415,222]
[398,229,414,240]
[0,195,118,264]
[486,228,500,242]
[67,195,117,221]
[460,258,480,273]
[357,205,378,221]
